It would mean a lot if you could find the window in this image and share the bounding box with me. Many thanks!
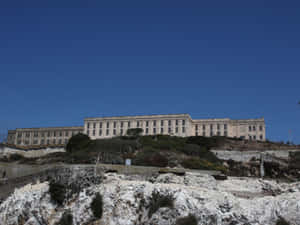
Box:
[128,121,131,128]
[176,120,178,126]
[259,126,263,131]
[210,124,213,130]
[161,128,164,134]
[100,122,102,128]
[25,140,29,145]
[240,136,245,140]
[210,131,213,137]
[202,132,206,136]
[249,135,252,140]
[93,123,96,129]
[65,131,68,137]
[195,125,198,131]
[58,139,62,144]
[253,135,256,140]
[153,128,156,134]
[224,131,228,136]
[120,129,123,135]
[146,128,149,134]
[47,140,50,145]
[195,131,198,136]
[87,130,90,135]
[203,125,206,130]
[168,127,172,133]
[53,132,56,137]
[175,127,178,133]
[107,122,110,128]
[53,139,56,144]
[33,140,38,144]
[217,131,221,136]
[168,120,171,126]
[249,126,252,132]
[146,121,149,127]
[182,127,185,133]
[260,135,263,140]
[121,122,124,128]
[87,123,90,129]
[99,130,102,136]
[17,133,22,138]
[26,132,30,138]
[161,120,164,126]
[17,140,22,145]
[153,120,156,127]
[137,121,140,127]
[65,139,68,144]
[48,132,50,137]
[93,130,96,136]
[253,126,256,131]
[59,132,62,137]
[114,122,116,128]
[34,132,38,137]
[113,129,116,135]
[106,129,109,136]
[217,124,220,130]
[182,120,185,126]
[41,139,45,145]
[224,124,227,130]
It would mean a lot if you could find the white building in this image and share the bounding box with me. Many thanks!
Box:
[7,114,266,147]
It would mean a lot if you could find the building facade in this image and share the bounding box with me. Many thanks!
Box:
[7,114,266,146]
[84,114,266,141]
[7,126,84,146]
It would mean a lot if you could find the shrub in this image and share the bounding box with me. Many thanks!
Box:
[176,214,198,225]
[49,181,66,206]
[9,153,24,161]
[276,217,290,225]
[66,133,91,154]
[181,157,226,173]
[147,191,174,218]
[91,193,103,219]
[126,128,143,137]
[134,148,168,167]
[57,211,73,225]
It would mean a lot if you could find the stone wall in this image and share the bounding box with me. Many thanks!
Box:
[212,149,300,162]
[0,146,65,158]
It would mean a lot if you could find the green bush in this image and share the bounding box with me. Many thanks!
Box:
[57,211,73,225]
[66,133,91,154]
[134,147,168,167]
[126,128,143,137]
[49,181,66,206]
[181,157,226,172]
[276,217,290,225]
[176,214,198,225]
[91,193,103,219]
[147,191,174,218]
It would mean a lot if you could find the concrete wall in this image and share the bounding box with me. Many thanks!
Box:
[0,146,65,158]
[212,150,300,162]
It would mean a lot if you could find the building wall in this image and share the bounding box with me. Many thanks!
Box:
[8,127,84,146]
[6,114,266,146]
[84,114,193,139]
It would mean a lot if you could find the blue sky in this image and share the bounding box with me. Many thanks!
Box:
[0,0,299,143]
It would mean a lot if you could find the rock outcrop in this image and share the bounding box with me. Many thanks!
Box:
[1,172,300,225]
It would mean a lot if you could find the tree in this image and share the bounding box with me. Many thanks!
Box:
[126,128,143,138]
[66,133,91,154]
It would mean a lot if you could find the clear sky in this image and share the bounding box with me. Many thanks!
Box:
[0,0,299,143]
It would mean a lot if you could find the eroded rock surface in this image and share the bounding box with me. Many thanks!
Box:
[1,172,300,225]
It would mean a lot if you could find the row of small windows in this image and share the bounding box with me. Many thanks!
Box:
[195,124,228,131]
[16,131,80,138]
[87,120,186,129]
[249,126,264,132]
[249,135,264,140]
[195,131,228,137]
[17,139,69,145]
[87,126,186,136]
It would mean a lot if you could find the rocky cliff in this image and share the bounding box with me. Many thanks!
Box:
[0,172,300,225]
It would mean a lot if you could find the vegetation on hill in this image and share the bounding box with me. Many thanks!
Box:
[61,132,226,172]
